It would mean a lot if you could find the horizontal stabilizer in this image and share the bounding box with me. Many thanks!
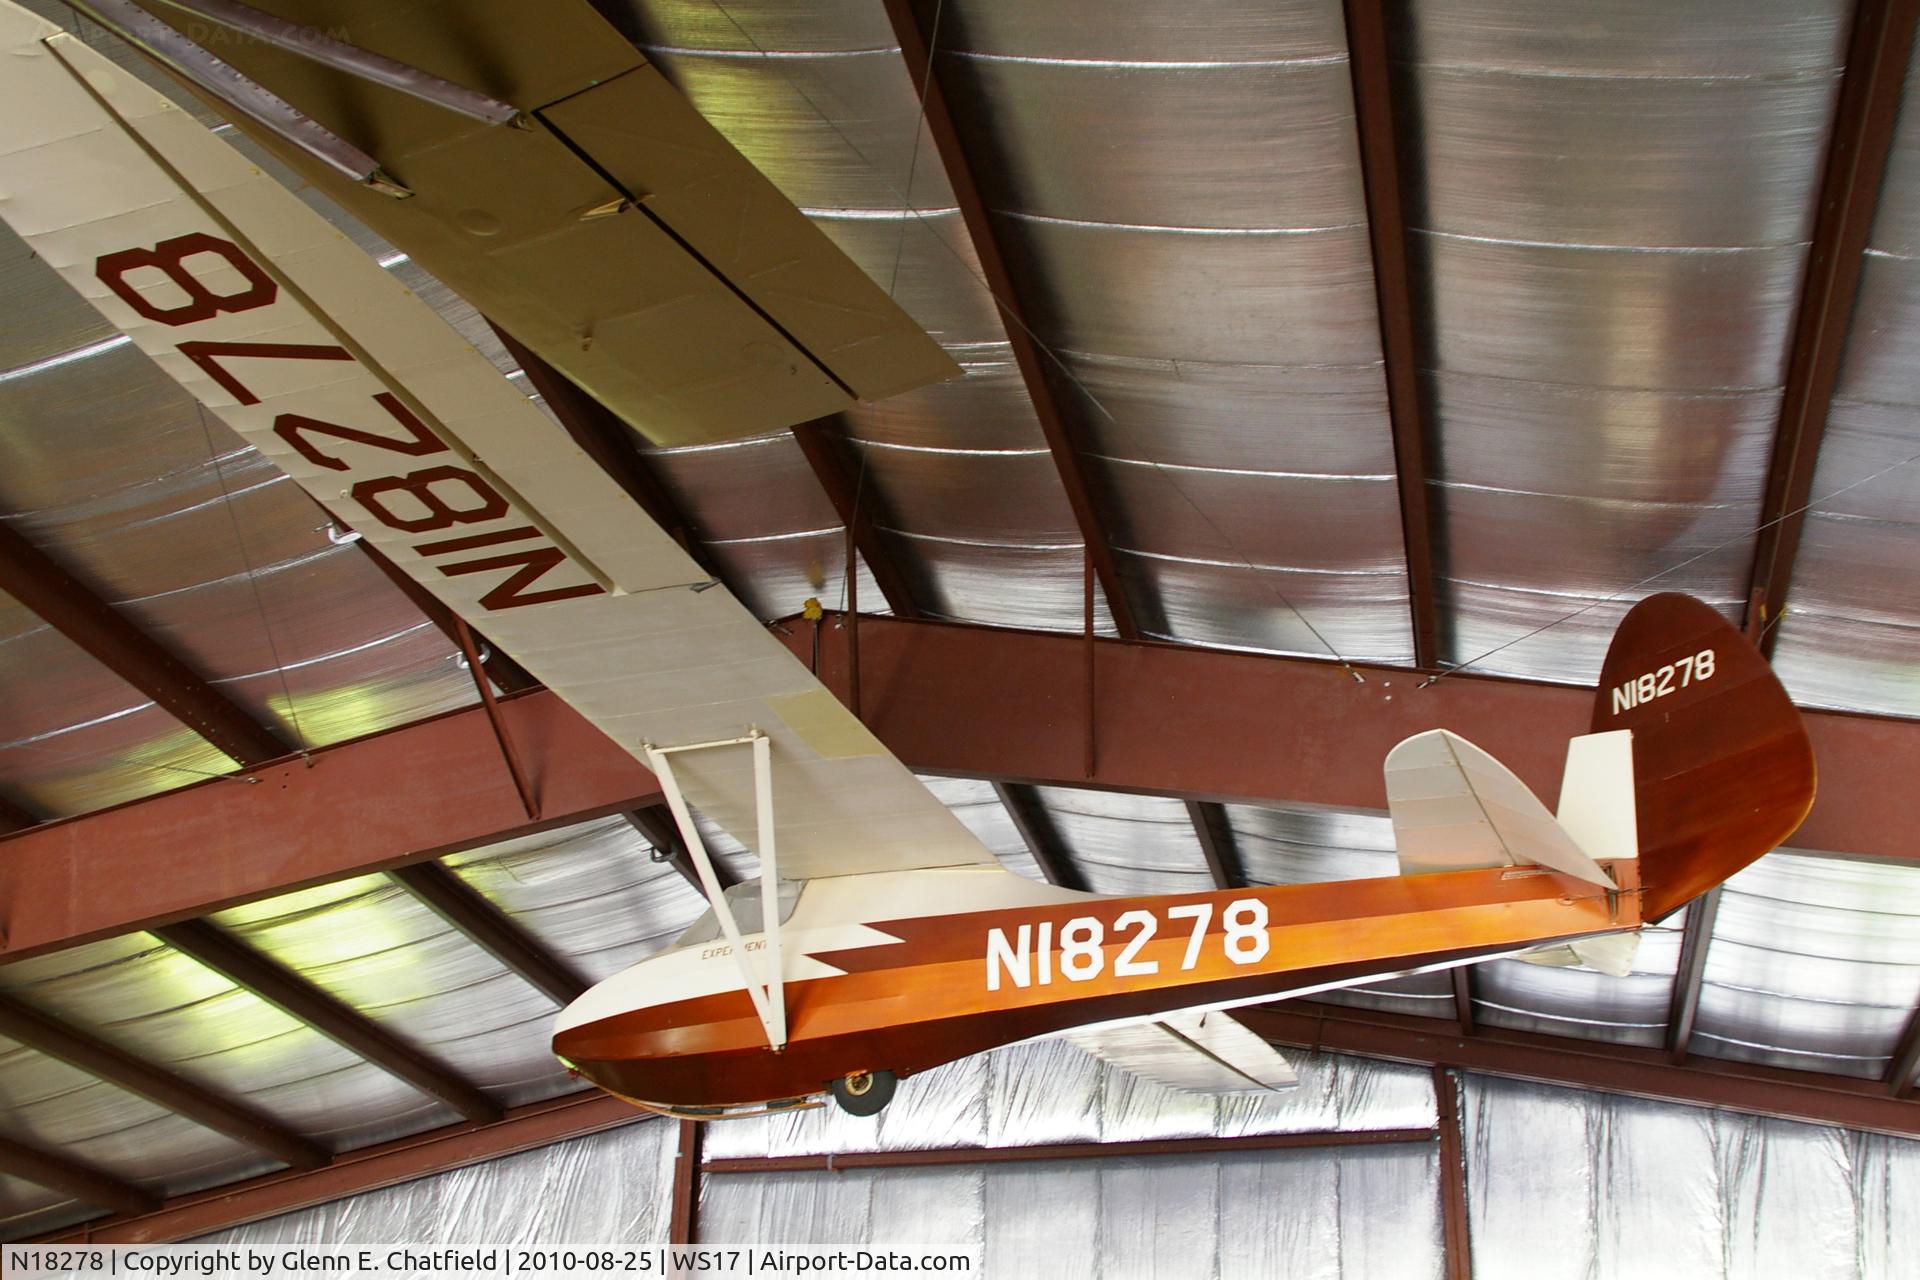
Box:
[1518,932,1640,978]
[1386,730,1616,888]
[1066,1010,1297,1094]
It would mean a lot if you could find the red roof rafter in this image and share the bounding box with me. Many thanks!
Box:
[0,522,288,766]
[1746,0,1920,651]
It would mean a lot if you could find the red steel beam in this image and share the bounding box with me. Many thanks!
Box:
[1747,0,1920,652]
[0,1136,160,1218]
[0,792,37,834]
[700,1128,1435,1174]
[354,534,537,694]
[0,995,325,1169]
[1451,968,1477,1036]
[0,521,288,766]
[0,689,660,962]
[1186,799,1244,890]
[1241,1002,1920,1138]
[154,920,501,1123]
[3,613,1907,967]
[388,862,589,1008]
[1343,0,1441,671]
[35,1090,651,1243]
[1885,1004,1920,1097]
[784,613,1915,865]
[669,1120,702,1246]
[1665,888,1722,1061]
[993,782,1088,891]
[878,0,1144,640]
[453,618,538,820]
[789,417,921,618]
[1432,1067,1472,1280]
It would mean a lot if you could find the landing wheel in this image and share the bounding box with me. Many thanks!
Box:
[830,1069,897,1116]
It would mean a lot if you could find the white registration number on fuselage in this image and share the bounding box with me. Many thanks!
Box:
[985,898,1270,992]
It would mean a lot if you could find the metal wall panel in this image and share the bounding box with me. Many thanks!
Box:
[700,1150,1445,1279]
[703,1038,1437,1160]
[199,1116,676,1245]
[1463,1072,1918,1280]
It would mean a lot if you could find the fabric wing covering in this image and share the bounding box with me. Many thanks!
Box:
[0,1,992,880]
[1066,1010,1299,1094]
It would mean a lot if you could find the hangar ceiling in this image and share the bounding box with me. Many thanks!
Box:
[1,0,1919,1245]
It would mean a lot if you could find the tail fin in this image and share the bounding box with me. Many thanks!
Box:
[1595,593,1815,921]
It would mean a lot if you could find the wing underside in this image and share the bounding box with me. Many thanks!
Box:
[0,0,992,880]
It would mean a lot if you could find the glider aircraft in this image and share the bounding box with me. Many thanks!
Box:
[0,0,1816,1120]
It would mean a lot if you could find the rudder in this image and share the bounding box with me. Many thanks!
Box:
[1594,594,1815,921]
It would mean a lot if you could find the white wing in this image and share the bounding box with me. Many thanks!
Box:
[0,2,991,880]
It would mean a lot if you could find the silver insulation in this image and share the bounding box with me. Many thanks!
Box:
[1397,0,1850,681]
[1692,852,1920,1080]
[1031,787,1214,896]
[1463,1074,1920,1279]
[201,1119,677,1246]
[206,881,573,1110]
[930,1,1411,660]
[444,816,711,984]
[634,431,889,622]
[1771,49,1920,715]
[917,774,1048,883]
[189,1058,1920,1277]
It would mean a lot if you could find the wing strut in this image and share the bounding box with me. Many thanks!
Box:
[643,733,787,1052]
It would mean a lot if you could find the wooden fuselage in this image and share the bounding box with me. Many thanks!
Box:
[552,862,1637,1109]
